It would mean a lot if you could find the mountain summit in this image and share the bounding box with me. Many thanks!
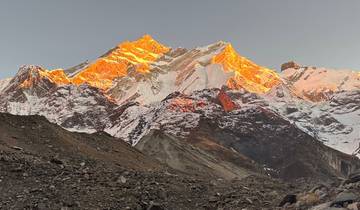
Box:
[13,35,279,96]
[212,44,280,93]
[71,34,170,89]
[0,35,359,160]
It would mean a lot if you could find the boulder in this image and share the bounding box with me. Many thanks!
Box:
[297,192,320,206]
[217,89,238,112]
[279,194,297,207]
[344,169,360,185]
[331,192,359,207]
[348,202,360,210]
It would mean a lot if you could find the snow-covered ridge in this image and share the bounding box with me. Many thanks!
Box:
[0,78,11,93]
[282,65,360,101]
[266,79,360,156]
[107,41,233,104]
[0,46,360,158]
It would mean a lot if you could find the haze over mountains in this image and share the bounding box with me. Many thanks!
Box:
[1,34,360,209]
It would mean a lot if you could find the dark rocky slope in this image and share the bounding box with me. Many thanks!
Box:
[0,113,296,210]
[136,130,261,180]
[134,89,360,182]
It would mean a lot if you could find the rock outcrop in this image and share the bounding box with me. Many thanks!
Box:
[281,61,301,71]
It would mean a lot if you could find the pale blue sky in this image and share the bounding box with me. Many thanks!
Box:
[1,0,360,78]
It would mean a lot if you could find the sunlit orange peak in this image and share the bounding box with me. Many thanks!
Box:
[20,68,70,88]
[71,34,170,90]
[212,44,280,93]
[41,69,71,85]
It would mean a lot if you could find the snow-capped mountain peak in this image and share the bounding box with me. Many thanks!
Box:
[1,36,359,159]
[282,63,360,102]
[70,34,170,90]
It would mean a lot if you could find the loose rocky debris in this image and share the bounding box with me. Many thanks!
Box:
[279,195,297,207]
[0,113,360,209]
[0,113,295,209]
[0,150,297,210]
[279,170,360,209]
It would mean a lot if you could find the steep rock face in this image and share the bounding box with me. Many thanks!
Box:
[280,61,301,71]
[212,44,280,93]
[71,34,170,90]
[104,92,204,145]
[191,108,358,181]
[4,84,119,132]
[2,36,280,107]
[107,88,360,180]
[217,88,238,112]
[0,65,119,132]
[0,35,359,168]
[266,83,360,156]
[282,65,360,102]
[106,41,233,104]
[2,63,358,165]
[330,90,360,113]
[105,41,280,105]
[54,35,280,105]
[0,65,64,106]
[261,65,360,156]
